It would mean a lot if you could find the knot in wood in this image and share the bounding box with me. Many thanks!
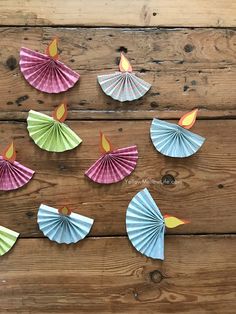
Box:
[150,270,163,283]
[6,56,17,70]
[161,174,175,185]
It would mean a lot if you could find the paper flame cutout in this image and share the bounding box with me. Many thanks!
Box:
[2,142,16,163]
[100,132,112,153]
[178,109,198,129]
[46,38,58,60]
[58,206,72,216]
[164,215,190,228]
[52,103,68,122]
[119,53,132,72]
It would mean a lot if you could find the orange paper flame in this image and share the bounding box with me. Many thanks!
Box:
[58,206,72,216]
[119,53,132,72]
[164,214,190,229]
[178,109,198,129]
[52,103,68,122]
[2,142,16,163]
[46,38,58,60]
[100,132,112,153]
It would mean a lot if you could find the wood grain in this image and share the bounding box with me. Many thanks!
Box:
[0,0,236,27]
[0,236,235,313]
[1,27,236,120]
[0,120,235,237]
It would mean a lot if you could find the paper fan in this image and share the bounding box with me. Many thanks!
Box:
[37,204,94,244]
[0,142,34,191]
[126,188,189,260]
[85,132,138,184]
[0,226,19,256]
[27,103,82,152]
[150,109,206,158]
[97,53,151,102]
[20,38,80,93]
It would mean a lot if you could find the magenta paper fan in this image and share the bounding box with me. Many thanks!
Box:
[19,38,80,93]
[85,133,138,184]
[0,142,34,191]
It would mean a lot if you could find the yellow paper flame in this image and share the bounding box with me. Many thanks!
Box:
[2,142,16,162]
[46,38,58,60]
[59,206,71,216]
[53,103,67,122]
[119,53,132,72]
[178,109,198,129]
[164,215,189,229]
[100,132,112,153]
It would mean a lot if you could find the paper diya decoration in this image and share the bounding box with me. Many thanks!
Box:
[0,226,19,256]
[85,132,138,184]
[27,103,82,152]
[0,142,34,191]
[150,109,206,158]
[97,53,151,102]
[37,204,94,244]
[19,38,80,93]
[126,188,189,260]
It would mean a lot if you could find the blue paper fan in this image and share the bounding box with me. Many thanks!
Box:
[37,204,94,244]
[126,188,165,260]
[150,118,205,158]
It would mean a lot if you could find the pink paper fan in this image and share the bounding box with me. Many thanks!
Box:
[0,143,34,191]
[19,39,80,93]
[85,145,138,184]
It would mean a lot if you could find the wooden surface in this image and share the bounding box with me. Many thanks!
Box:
[0,0,236,27]
[0,1,236,313]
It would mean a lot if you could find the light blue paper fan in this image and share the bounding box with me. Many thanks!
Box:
[37,204,94,244]
[150,118,205,158]
[126,188,165,260]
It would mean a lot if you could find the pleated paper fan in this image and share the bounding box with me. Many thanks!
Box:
[97,53,151,102]
[0,226,19,256]
[37,204,94,244]
[85,133,138,184]
[126,188,189,260]
[0,142,34,191]
[27,103,82,152]
[150,109,206,158]
[20,38,80,93]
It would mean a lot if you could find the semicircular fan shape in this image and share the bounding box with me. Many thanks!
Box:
[85,145,138,184]
[0,157,34,191]
[97,72,151,102]
[20,48,80,93]
[126,188,165,260]
[37,204,94,244]
[150,118,205,158]
[27,110,82,152]
[0,226,19,256]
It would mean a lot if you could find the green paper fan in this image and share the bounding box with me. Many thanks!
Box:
[27,110,82,152]
[0,226,19,256]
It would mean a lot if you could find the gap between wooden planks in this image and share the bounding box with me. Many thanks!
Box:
[0,236,235,313]
[0,120,235,237]
[0,0,236,27]
[1,27,236,119]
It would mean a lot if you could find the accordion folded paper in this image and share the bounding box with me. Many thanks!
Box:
[38,204,94,244]
[27,103,82,152]
[126,188,189,260]
[85,132,138,184]
[20,38,80,93]
[0,226,19,256]
[150,109,205,158]
[0,142,34,191]
[97,53,151,102]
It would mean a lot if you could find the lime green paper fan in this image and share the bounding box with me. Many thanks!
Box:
[27,110,82,152]
[0,226,19,256]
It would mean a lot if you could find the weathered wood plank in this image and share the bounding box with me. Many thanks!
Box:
[0,236,235,313]
[0,0,236,27]
[1,27,236,119]
[0,120,235,237]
